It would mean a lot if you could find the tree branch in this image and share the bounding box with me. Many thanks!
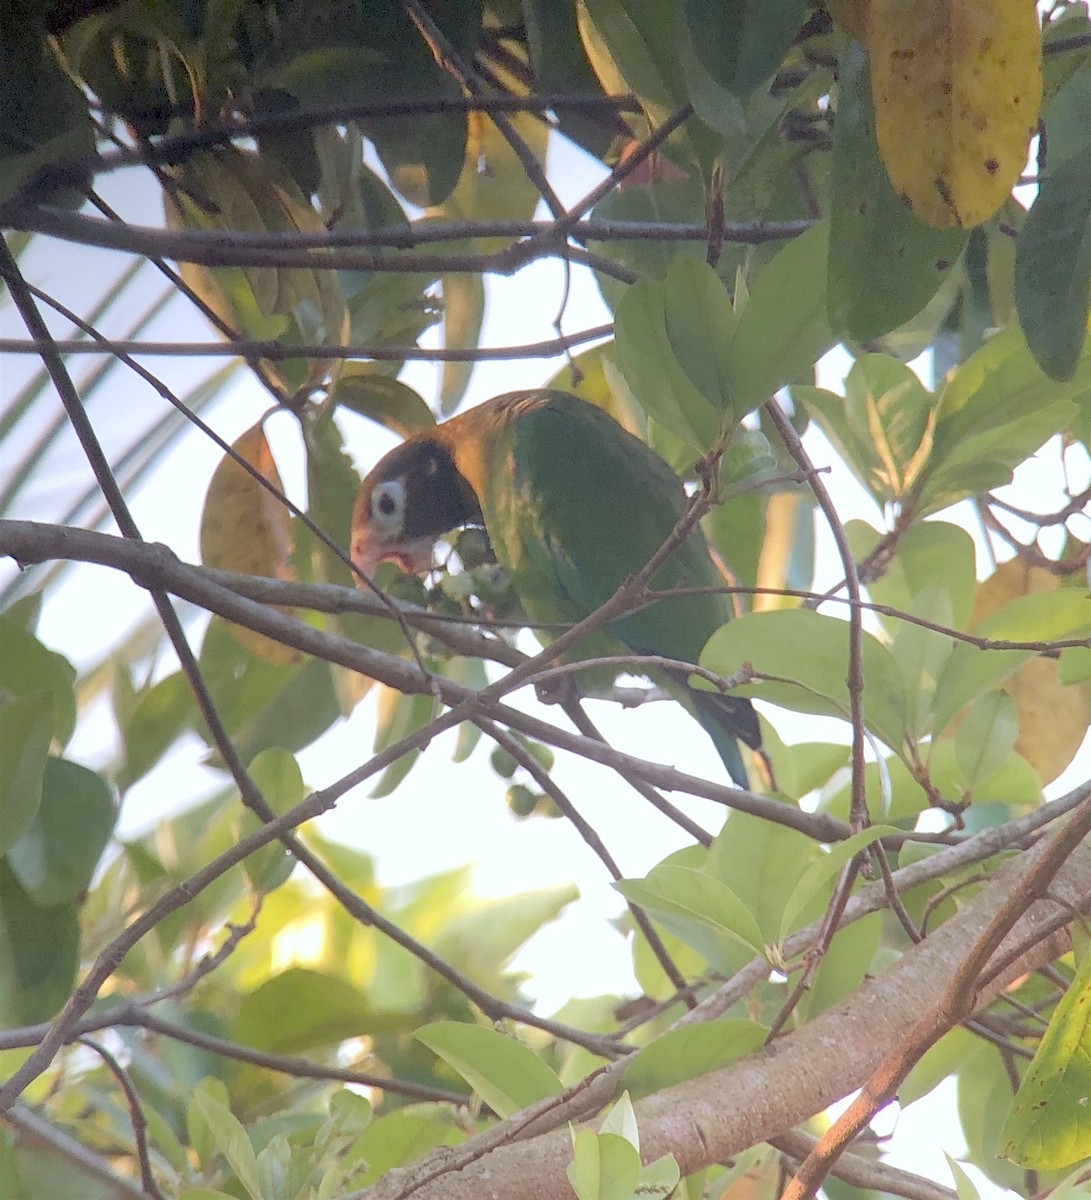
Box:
[0,520,850,843]
[349,838,1091,1200]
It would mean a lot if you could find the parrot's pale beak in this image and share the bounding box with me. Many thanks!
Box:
[351,534,435,584]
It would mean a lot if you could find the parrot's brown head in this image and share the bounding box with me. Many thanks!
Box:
[350,438,481,580]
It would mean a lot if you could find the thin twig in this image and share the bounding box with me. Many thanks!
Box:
[763,402,869,832]
[401,0,566,219]
[76,1037,165,1200]
[69,1007,467,1104]
[560,697,714,846]
[0,325,614,361]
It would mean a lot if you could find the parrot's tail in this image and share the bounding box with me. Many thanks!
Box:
[680,683,761,790]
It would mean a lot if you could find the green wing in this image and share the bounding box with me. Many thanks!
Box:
[477,392,758,783]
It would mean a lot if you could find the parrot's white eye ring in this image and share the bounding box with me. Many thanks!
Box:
[371,480,405,531]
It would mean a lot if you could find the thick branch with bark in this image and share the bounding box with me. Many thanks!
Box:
[354,835,1091,1200]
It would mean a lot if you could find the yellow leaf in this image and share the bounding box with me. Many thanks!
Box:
[969,561,1091,783]
[199,424,301,666]
[868,0,1042,228]
[754,492,803,612]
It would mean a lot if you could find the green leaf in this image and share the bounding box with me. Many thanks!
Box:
[5,757,114,904]
[1038,1162,1091,1200]
[523,1,619,157]
[855,519,977,630]
[945,1154,983,1200]
[328,1087,373,1134]
[959,1039,1035,1193]
[779,825,898,940]
[330,371,435,437]
[434,885,579,981]
[164,149,348,394]
[352,1110,460,1186]
[196,617,342,762]
[600,1091,640,1148]
[0,617,76,744]
[723,221,834,412]
[232,968,371,1053]
[1001,954,1091,1168]
[680,0,803,98]
[797,911,883,1021]
[0,33,95,207]
[615,257,736,448]
[700,608,909,752]
[240,748,304,894]
[587,180,708,311]
[438,274,484,415]
[190,1085,262,1200]
[568,1129,642,1200]
[635,1153,681,1198]
[257,10,471,209]
[143,1102,189,1175]
[915,328,1086,514]
[932,589,1091,736]
[900,1026,978,1108]
[0,692,53,857]
[766,737,851,802]
[616,865,767,968]
[415,1022,562,1117]
[1015,142,1091,380]
[662,257,739,420]
[118,671,194,791]
[887,585,957,740]
[954,691,1018,790]
[255,1135,291,1200]
[623,1020,766,1097]
[577,0,710,175]
[674,11,746,137]
[0,859,78,1024]
[796,354,935,506]
[829,44,967,341]
[370,687,437,798]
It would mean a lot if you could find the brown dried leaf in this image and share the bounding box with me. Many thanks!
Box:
[199,424,301,666]
[970,560,1091,782]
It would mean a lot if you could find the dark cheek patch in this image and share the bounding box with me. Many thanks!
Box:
[401,449,480,539]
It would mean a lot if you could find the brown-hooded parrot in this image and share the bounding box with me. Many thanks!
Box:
[350,390,761,785]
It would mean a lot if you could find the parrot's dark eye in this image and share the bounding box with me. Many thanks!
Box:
[371,480,405,530]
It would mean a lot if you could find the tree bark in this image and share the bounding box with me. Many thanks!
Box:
[364,836,1091,1200]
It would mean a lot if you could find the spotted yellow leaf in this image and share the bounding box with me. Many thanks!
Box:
[868,0,1042,228]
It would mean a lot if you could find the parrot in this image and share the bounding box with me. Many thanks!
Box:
[350,389,761,786]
